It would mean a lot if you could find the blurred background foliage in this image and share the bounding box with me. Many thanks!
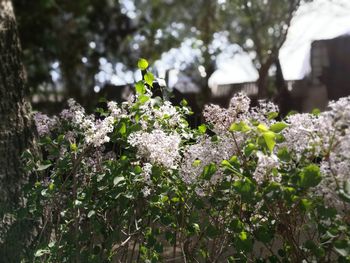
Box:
[13,0,327,114]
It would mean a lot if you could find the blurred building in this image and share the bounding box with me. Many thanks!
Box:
[311,34,350,100]
[210,33,350,112]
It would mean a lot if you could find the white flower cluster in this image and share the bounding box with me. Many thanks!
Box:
[141,163,153,197]
[249,100,279,125]
[84,116,115,147]
[107,101,130,120]
[203,104,235,134]
[34,112,57,136]
[279,97,350,195]
[154,101,181,127]
[107,101,122,118]
[188,93,281,188]
[60,98,86,125]
[321,97,350,186]
[203,93,250,134]
[180,135,238,185]
[253,151,280,184]
[61,99,115,147]
[281,113,320,160]
[203,93,277,135]
[36,90,350,204]
[141,162,153,184]
[128,129,181,169]
[229,92,251,114]
[136,99,183,130]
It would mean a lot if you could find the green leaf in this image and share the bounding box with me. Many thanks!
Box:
[233,178,255,201]
[137,58,149,70]
[192,223,200,233]
[304,240,317,250]
[270,122,288,133]
[277,147,291,162]
[230,156,241,169]
[34,249,50,257]
[119,122,127,135]
[180,99,188,106]
[229,218,244,233]
[144,72,154,87]
[171,197,180,203]
[263,131,276,152]
[36,163,52,171]
[317,205,337,219]
[206,224,220,238]
[244,143,256,157]
[339,180,350,203]
[57,134,65,143]
[300,198,313,211]
[87,210,96,218]
[235,231,253,252]
[48,183,55,191]
[70,143,77,152]
[48,241,55,248]
[255,225,273,243]
[138,95,150,104]
[267,111,279,120]
[229,121,250,132]
[299,164,321,188]
[198,124,207,134]
[334,240,350,257]
[161,195,169,203]
[221,160,233,168]
[134,165,142,174]
[192,159,201,167]
[201,163,217,180]
[312,108,321,116]
[222,156,240,172]
[21,149,33,159]
[257,123,269,133]
[135,81,145,94]
[113,176,125,186]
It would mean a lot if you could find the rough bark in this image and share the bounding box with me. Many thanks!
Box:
[0,0,36,260]
[275,57,292,116]
[257,62,271,99]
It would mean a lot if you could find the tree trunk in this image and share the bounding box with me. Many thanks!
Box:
[0,0,36,260]
[275,57,292,116]
[257,61,273,99]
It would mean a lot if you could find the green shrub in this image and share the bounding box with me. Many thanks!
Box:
[21,59,350,262]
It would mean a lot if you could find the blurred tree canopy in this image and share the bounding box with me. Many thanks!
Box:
[223,0,310,99]
[14,0,138,103]
[13,0,313,110]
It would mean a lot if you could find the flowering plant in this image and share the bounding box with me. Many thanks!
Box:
[22,60,350,262]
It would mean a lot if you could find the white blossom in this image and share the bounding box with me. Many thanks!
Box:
[229,92,251,114]
[280,113,319,160]
[154,101,181,127]
[142,186,151,197]
[203,93,277,135]
[180,135,239,185]
[34,112,57,136]
[141,162,153,184]
[128,129,181,169]
[84,116,115,147]
[107,101,122,118]
[249,100,279,124]
[61,98,86,126]
[253,151,280,184]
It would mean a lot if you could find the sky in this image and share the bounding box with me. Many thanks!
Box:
[210,0,350,88]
